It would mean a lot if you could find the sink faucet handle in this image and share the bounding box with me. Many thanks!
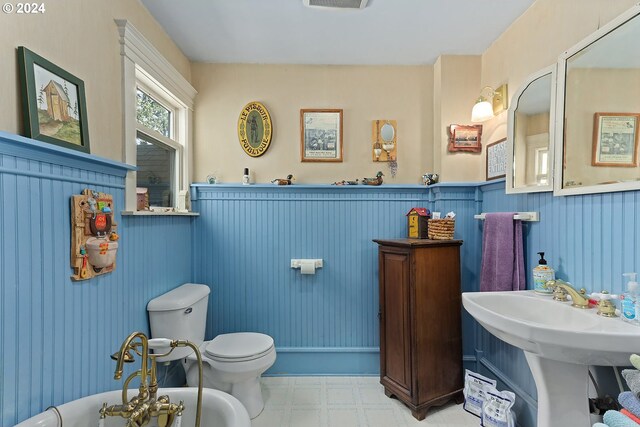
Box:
[591,291,620,300]
[552,286,569,302]
[591,291,619,317]
[543,279,560,290]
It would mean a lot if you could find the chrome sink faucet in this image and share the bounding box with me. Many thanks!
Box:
[544,280,591,309]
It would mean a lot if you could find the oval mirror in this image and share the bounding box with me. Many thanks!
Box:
[506,65,556,194]
[555,5,640,195]
[380,123,395,142]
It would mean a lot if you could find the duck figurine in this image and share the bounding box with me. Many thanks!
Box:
[332,179,359,186]
[362,171,384,186]
[271,174,294,185]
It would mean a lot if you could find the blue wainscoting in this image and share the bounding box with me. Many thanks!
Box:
[0,132,194,426]
[190,183,482,375]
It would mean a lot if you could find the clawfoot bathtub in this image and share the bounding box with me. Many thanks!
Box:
[15,387,251,427]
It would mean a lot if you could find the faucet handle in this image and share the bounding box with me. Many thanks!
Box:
[111,349,135,363]
[591,291,619,318]
[552,286,569,302]
[543,279,560,290]
[591,290,620,300]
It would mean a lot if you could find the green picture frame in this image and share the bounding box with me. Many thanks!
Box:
[18,46,90,153]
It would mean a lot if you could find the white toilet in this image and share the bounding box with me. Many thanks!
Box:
[147,283,276,419]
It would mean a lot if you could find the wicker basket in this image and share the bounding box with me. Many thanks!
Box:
[428,218,455,240]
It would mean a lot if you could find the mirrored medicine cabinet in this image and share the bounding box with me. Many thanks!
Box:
[554,4,640,196]
[506,65,556,194]
[506,3,640,196]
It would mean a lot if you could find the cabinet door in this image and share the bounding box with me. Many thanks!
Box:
[379,249,412,394]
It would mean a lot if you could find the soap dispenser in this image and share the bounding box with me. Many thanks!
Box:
[533,252,555,295]
[620,272,639,324]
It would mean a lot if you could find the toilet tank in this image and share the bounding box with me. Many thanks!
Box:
[147,283,210,362]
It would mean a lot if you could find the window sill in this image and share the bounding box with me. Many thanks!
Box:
[121,210,199,217]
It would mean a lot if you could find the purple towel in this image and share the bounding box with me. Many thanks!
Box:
[480,212,526,292]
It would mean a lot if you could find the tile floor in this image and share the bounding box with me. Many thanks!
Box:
[252,377,479,427]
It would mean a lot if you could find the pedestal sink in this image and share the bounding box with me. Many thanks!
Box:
[462,291,640,427]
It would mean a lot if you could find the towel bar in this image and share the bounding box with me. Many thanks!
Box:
[474,211,539,221]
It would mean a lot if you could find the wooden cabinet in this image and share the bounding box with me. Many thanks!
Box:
[374,238,463,420]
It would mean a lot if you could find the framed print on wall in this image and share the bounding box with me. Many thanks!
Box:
[17,46,90,153]
[300,109,343,162]
[592,113,640,167]
[448,124,482,153]
[486,138,507,180]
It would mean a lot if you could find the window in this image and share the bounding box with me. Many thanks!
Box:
[136,88,172,137]
[535,147,549,185]
[117,19,196,212]
[136,131,175,207]
[135,87,179,207]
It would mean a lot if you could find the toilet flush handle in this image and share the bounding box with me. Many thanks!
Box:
[148,338,173,351]
[184,307,193,314]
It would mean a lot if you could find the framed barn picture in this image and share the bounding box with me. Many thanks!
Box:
[18,46,90,153]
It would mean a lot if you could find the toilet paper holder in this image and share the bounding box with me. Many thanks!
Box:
[290,259,323,272]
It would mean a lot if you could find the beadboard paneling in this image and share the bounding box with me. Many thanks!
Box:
[0,133,194,426]
[192,186,428,349]
[190,184,480,373]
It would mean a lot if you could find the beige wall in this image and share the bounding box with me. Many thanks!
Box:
[0,0,191,161]
[433,56,483,181]
[190,1,640,184]
[4,0,638,184]
[479,0,639,175]
[191,64,432,184]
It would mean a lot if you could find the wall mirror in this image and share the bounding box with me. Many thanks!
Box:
[380,123,395,143]
[506,65,556,193]
[555,4,640,196]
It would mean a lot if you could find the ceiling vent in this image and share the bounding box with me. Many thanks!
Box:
[303,0,369,10]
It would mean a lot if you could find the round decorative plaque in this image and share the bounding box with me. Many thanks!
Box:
[237,101,273,157]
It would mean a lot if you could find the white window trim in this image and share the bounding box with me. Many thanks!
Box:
[116,19,197,211]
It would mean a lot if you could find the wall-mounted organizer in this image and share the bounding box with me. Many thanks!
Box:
[372,119,397,162]
[70,188,120,281]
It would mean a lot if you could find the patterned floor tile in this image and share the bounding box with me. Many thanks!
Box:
[292,386,322,406]
[252,376,477,427]
[289,408,323,427]
[326,386,357,405]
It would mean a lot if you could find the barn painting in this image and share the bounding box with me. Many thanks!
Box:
[33,63,81,146]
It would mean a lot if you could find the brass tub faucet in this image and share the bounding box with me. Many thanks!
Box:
[100,332,203,427]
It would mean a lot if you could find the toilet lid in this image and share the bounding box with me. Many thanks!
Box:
[205,332,274,361]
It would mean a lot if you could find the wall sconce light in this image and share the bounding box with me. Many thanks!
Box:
[471,84,508,123]
[372,120,397,162]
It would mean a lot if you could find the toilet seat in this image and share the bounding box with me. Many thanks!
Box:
[205,332,274,362]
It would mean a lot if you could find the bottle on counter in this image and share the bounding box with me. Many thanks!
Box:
[242,168,250,185]
[533,252,555,295]
[620,272,639,324]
